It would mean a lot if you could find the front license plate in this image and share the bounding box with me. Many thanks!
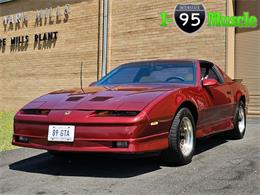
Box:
[48,125,75,142]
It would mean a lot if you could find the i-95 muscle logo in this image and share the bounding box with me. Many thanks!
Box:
[160,3,258,33]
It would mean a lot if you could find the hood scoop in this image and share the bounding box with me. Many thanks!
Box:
[66,96,84,101]
[90,96,112,101]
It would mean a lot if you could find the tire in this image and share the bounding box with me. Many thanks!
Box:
[229,101,246,139]
[161,108,196,166]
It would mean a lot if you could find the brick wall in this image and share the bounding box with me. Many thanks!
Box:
[107,0,227,72]
[0,0,100,111]
[0,0,228,112]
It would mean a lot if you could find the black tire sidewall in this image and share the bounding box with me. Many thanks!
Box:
[168,108,196,164]
[233,101,246,139]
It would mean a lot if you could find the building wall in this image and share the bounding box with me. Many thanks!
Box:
[235,0,260,115]
[235,30,260,114]
[107,0,227,72]
[1,0,229,112]
[0,0,100,111]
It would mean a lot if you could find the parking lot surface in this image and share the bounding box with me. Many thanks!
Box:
[0,118,259,195]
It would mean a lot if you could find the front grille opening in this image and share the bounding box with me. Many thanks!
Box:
[21,109,50,115]
[90,96,112,101]
[66,96,84,101]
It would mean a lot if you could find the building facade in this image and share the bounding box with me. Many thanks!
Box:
[0,0,259,115]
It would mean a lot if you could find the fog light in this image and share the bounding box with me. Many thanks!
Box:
[17,136,29,143]
[114,141,129,148]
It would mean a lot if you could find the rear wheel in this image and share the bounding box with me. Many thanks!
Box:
[161,108,196,165]
[229,101,246,139]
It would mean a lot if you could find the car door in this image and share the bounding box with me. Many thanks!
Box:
[199,63,234,133]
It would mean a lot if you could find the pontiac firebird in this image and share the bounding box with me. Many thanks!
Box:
[12,60,248,165]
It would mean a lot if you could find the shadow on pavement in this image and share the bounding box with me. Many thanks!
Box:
[195,136,228,155]
[9,136,228,178]
[9,153,161,178]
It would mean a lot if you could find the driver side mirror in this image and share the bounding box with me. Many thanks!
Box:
[203,79,218,87]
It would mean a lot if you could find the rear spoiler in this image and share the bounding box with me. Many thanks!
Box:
[232,79,243,83]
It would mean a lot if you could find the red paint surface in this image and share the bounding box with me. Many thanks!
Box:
[12,60,249,153]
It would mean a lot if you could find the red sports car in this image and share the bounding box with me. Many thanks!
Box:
[12,60,248,165]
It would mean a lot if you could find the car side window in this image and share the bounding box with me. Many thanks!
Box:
[212,66,225,84]
[200,67,207,79]
[200,62,224,84]
[207,68,219,81]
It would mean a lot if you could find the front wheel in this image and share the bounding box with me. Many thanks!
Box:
[161,108,196,165]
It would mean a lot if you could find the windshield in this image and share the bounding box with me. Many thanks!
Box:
[97,62,196,86]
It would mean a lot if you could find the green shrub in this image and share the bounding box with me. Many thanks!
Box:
[0,112,16,151]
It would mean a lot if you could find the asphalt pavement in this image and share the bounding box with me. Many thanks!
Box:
[0,118,259,195]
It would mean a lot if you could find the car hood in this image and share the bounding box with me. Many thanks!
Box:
[22,85,180,111]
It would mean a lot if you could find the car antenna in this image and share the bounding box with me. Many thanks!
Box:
[80,62,86,94]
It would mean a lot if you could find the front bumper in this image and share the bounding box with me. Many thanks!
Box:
[12,110,170,153]
[12,132,168,153]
